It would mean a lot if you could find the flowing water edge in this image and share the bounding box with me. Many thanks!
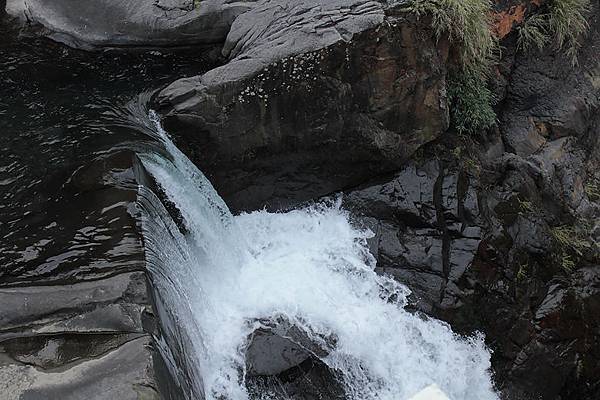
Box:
[1,23,497,400]
[136,111,499,400]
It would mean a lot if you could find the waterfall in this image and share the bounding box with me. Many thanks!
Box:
[136,111,499,400]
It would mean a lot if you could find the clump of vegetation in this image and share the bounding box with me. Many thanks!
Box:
[551,225,591,256]
[516,262,529,282]
[517,197,534,215]
[404,0,498,135]
[404,0,497,70]
[518,0,591,65]
[451,144,482,175]
[447,70,497,135]
[517,14,550,52]
[585,181,600,201]
[550,223,596,272]
[559,253,576,272]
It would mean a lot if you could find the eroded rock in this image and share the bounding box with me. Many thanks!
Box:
[499,3,600,156]
[0,336,159,400]
[245,316,333,376]
[156,0,449,210]
[244,316,343,399]
[6,0,257,50]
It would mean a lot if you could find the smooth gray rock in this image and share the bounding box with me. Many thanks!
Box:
[0,336,159,400]
[6,0,256,49]
[0,272,149,341]
[157,0,449,210]
[0,272,164,400]
[222,0,384,67]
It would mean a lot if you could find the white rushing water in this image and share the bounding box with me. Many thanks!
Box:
[136,112,499,400]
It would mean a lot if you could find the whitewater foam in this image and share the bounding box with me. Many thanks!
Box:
[137,111,499,400]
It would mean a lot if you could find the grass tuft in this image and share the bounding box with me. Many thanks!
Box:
[447,70,497,135]
[551,225,590,256]
[404,0,497,74]
[517,14,550,52]
[585,181,600,201]
[518,0,591,66]
[549,0,591,64]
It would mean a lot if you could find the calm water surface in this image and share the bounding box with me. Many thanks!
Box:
[0,22,213,286]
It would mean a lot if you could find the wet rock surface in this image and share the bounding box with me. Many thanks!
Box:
[345,4,600,399]
[245,316,333,376]
[246,358,345,400]
[5,0,257,50]
[156,0,449,211]
[244,316,344,399]
[0,26,213,400]
[0,336,159,400]
[2,0,600,399]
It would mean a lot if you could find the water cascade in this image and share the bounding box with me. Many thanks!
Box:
[136,112,499,400]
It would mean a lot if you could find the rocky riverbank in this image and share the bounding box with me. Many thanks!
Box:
[2,0,599,399]
[154,1,600,398]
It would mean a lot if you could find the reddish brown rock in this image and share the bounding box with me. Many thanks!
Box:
[491,0,545,39]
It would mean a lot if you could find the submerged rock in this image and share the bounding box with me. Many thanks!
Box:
[156,0,449,210]
[5,0,256,50]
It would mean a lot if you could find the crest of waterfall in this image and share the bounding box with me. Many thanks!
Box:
[136,111,499,400]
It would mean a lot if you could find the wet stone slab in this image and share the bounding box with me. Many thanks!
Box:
[0,335,159,400]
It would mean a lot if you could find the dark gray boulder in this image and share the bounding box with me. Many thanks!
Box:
[499,3,600,157]
[6,0,256,49]
[244,316,343,399]
[245,316,333,376]
[156,0,450,211]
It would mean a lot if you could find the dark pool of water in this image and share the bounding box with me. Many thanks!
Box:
[0,21,215,286]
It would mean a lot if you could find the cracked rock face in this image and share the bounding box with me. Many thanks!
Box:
[343,4,600,399]
[5,0,257,49]
[346,160,483,313]
[156,0,449,211]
